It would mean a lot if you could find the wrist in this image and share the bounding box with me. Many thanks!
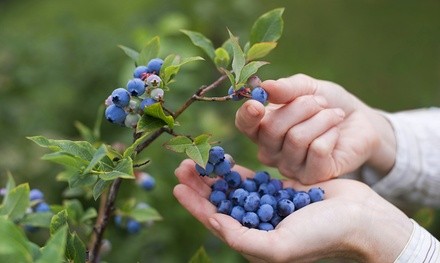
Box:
[363,107,397,176]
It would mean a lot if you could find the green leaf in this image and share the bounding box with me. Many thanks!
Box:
[123,132,150,158]
[188,247,212,263]
[227,29,246,82]
[118,45,140,62]
[92,179,111,200]
[28,241,42,262]
[68,172,98,188]
[100,157,134,180]
[250,8,285,45]
[0,183,30,221]
[36,226,68,263]
[181,30,215,60]
[83,144,108,174]
[74,121,95,143]
[193,134,211,145]
[41,152,88,169]
[50,210,68,235]
[63,199,84,223]
[0,217,33,263]
[80,207,97,223]
[214,47,230,69]
[161,54,178,70]
[136,36,160,66]
[65,232,86,263]
[161,56,204,86]
[246,42,277,61]
[239,61,269,84]
[129,206,162,222]
[27,136,96,162]
[220,68,235,89]
[137,102,174,133]
[163,136,193,153]
[221,39,234,61]
[20,212,53,228]
[3,172,16,202]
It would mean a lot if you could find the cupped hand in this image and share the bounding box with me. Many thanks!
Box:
[235,74,395,184]
[173,159,412,263]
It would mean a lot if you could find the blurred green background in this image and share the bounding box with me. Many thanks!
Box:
[1,0,439,262]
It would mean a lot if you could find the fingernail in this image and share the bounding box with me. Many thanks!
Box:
[334,108,345,118]
[209,217,221,231]
[246,104,260,117]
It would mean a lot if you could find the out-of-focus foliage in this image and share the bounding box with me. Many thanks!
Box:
[0,1,439,262]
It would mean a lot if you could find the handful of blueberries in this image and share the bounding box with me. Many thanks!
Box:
[196,146,325,231]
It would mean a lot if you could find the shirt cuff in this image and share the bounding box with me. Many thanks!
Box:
[394,219,440,263]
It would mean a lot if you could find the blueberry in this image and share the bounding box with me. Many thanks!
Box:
[258,183,276,196]
[150,88,164,101]
[228,86,245,101]
[224,171,242,188]
[241,178,257,192]
[270,213,283,227]
[126,219,141,234]
[140,98,157,111]
[284,187,297,199]
[146,74,162,87]
[114,215,122,226]
[260,194,277,209]
[147,58,164,74]
[29,189,44,201]
[231,188,249,206]
[127,78,145,96]
[105,104,127,125]
[230,206,245,222]
[212,179,229,192]
[243,192,260,212]
[274,190,291,202]
[124,113,140,128]
[214,159,232,176]
[209,190,227,206]
[257,204,274,222]
[277,199,295,217]
[258,222,274,231]
[292,191,311,209]
[195,162,214,176]
[34,202,51,213]
[136,172,155,191]
[209,146,225,164]
[268,179,283,192]
[253,171,270,186]
[133,66,149,79]
[217,200,232,214]
[111,88,131,108]
[251,86,268,104]
[242,212,259,228]
[308,187,325,203]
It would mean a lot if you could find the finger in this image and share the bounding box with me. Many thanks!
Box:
[174,159,212,197]
[262,74,319,104]
[173,184,217,231]
[278,108,345,178]
[302,127,341,184]
[235,100,265,141]
[209,214,279,260]
[256,95,328,162]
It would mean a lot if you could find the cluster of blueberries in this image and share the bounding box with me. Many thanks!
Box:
[228,75,269,104]
[113,202,152,234]
[104,58,165,127]
[196,146,325,231]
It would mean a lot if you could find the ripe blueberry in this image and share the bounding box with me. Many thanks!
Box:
[292,191,311,209]
[133,66,149,79]
[126,219,141,234]
[217,200,233,215]
[224,171,242,188]
[251,86,268,104]
[140,98,157,111]
[127,78,145,97]
[257,204,274,222]
[105,104,127,125]
[242,212,259,228]
[209,190,227,206]
[209,146,225,164]
[29,189,44,201]
[111,88,131,107]
[308,187,325,202]
[258,222,274,231]
[136,172,155,191]
[214,159,231,176]
[277,199,295,217]
[230,206,245,222]
[147,58,164,74]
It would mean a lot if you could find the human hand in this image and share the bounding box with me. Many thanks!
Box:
[235,74,396,184]
[173,159,412,263]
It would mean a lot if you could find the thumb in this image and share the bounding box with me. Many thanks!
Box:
[262,74,319,105]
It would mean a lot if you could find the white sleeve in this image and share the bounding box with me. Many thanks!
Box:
[394,219,440,263]
[360,107,440,208]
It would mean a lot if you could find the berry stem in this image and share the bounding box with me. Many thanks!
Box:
[193,94,233,101]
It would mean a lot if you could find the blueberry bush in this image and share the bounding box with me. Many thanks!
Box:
[0,8,285,263]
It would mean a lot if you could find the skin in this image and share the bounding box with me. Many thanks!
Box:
[174,160,413,263]
[235,74,396,184]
